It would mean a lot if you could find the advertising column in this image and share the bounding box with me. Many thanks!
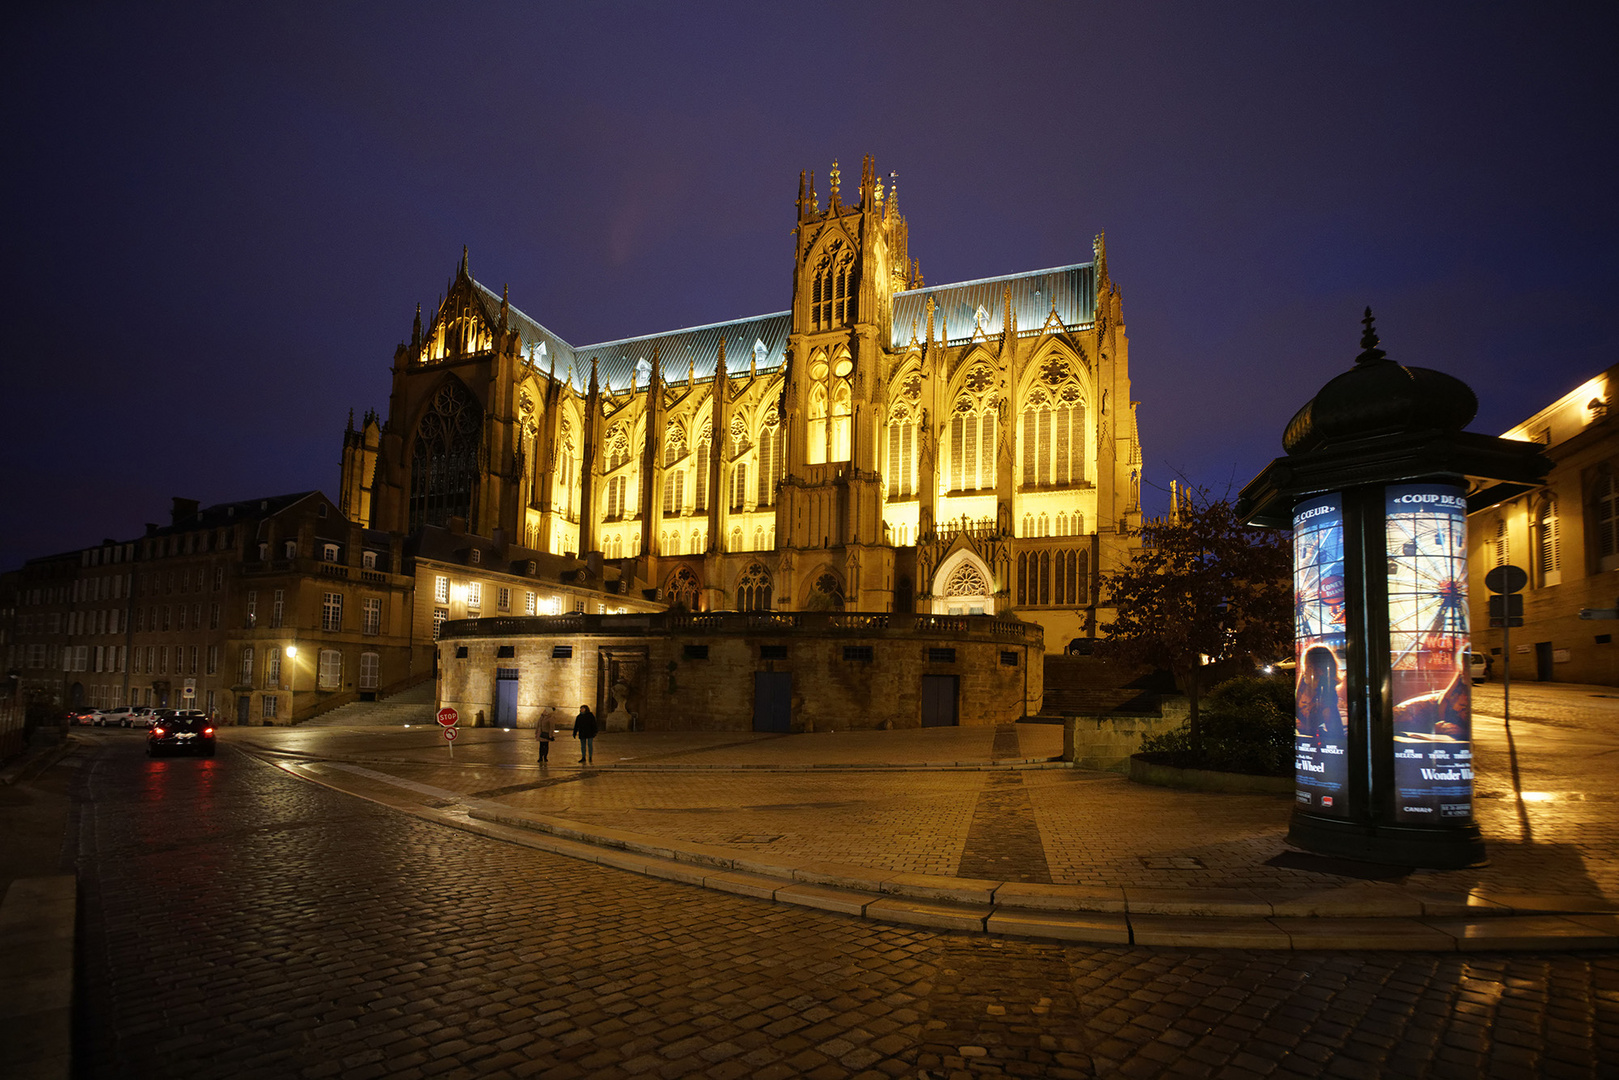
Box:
[1292,494,1349,816]
[1384,483,1473,824]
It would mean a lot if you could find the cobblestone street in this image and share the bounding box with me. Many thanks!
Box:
[63,733,1619,1078]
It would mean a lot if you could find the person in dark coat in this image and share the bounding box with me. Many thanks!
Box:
[572,705,598,764]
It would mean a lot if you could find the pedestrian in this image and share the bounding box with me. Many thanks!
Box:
[573,704,597,764]
[534,706,556,764]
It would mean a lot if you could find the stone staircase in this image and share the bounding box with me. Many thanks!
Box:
[1040,655,1169,716]
[297,681,437,727]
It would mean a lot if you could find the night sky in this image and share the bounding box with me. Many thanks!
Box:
[5,2,1615,572]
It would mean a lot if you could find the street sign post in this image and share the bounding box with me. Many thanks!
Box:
[444,727,457,742]
[1485,565,1527,724]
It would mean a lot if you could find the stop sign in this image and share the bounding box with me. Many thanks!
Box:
[436,707,459,727]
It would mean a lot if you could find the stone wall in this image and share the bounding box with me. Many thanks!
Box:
[437,612,1043,732]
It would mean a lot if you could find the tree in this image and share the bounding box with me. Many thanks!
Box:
[1094,491,1292,755]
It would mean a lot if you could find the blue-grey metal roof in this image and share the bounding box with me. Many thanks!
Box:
[471,280,580,385]
[891,263,1096,349]
[575,312,791,393]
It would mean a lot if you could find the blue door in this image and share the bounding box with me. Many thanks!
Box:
[494,668,519,728]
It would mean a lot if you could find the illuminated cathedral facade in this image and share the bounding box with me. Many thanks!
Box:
[340,158,1143,647]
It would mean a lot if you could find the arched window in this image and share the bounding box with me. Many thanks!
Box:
[691,528,702,554]
[807,572,845,611]
[737,563,772,611]
[757,403,783,506]
[730,526,743,551]
[695,424,711,512]
[949,363,998,492]
[665,567,700,611]
[811,242,856,330]
[1534,494,1560,586]
[1020,359,1087,490]
[830,378,852,463]
[409,379,482,530]
[558,419,576,519]
[663,470,685,516]
[807,384,828,466]
[663,422,686,466]
[754,526,764,549]
[887,403,916,497]
[731,462,748,510]
[1494,516,1509,566]
[1039,513,1050,538]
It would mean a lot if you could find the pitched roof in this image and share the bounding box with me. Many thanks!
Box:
[891,263,1097,349]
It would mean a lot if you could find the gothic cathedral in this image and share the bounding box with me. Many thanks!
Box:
[340,158,1143,647]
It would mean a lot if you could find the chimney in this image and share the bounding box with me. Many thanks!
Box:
[171,497,200,524]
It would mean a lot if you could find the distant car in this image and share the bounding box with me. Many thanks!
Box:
[99,706,143,727]
[1065,638,1095,656]
[147,712,216,757]
[66,708,97,725]
[129,707,160,728]
[1468,652,1489,684]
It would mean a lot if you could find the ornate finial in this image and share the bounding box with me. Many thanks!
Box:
[1356,307,1389,366]
[411,302,422,347]
[829,160,841,207]
[460,245,470,279]
[347,408,354,432]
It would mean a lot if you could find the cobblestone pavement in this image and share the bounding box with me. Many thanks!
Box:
[226,684,1619,904]
[68,734,1619,1078]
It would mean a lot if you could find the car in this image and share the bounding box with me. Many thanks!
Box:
[129,707,160,728]
[65,708,97,725]
[98,706,142,727]
[1467,652,1490,684]
[147,712,216,757]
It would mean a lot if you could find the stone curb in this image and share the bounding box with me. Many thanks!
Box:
[461,806,1619,952]
[248,746,1068,773]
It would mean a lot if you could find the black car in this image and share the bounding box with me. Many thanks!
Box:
[147,712,216,757]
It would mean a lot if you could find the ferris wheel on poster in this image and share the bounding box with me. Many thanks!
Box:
[1386,494,1469,673]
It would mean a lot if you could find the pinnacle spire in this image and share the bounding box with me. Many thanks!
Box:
[459,245,470,279]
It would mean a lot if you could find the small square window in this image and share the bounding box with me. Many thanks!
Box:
[759,644,788,660]
[496,646,515,658]
[683,644,710,660]
[552,645,573,659]
[455,646,469,659]
[842,645,874,662]
[1000,651,1019,667]
[927,648,957,663]
[1598,634,1612,645]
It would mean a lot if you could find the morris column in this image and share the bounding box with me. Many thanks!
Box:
[1238,312,1548,869]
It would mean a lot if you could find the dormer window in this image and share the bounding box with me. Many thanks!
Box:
[469,548,481,565]
[322,543,339,562]
[362,550,378,570]
[284,540,297,559]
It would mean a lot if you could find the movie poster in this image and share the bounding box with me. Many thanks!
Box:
[1386,483,1473,823]
[1293,493,1349,817]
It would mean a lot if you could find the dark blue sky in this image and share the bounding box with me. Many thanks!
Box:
[5,2,1615,571]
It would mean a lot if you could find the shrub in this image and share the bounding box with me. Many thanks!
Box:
[1140,675,1294,776]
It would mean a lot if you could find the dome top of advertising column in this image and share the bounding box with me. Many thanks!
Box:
[1282,309,1478,454]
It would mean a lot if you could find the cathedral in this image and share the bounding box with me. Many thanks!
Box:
[340,158,1143,648]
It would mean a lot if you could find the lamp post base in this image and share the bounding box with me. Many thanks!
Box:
[1288,810,1487,870]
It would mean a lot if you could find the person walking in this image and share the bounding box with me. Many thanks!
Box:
[573,704,597,765]
[534,706,555,764]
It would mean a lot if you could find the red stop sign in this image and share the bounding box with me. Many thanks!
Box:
[436,707,459,727]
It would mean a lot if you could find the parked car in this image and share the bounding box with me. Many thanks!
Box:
[66,708,98,725]
[99,706,142,727]
[1467,652,1490,684]
[129,707,159,728]
[147,712,216,757]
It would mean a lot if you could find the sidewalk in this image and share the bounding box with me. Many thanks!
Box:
[234,686,1619,951]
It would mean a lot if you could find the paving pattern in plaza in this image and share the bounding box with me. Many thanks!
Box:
[68,736,1619,1079]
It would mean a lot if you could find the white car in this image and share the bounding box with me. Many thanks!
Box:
[97,706,141,727]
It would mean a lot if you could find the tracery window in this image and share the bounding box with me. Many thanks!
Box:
[736,563,773,611]
[409,379,481,531]
[663,470,685,516]
[666,566,700,611]
[944,562,989,598]
[757,402,783,506]
[695,424,712,512]
[558,420,576,519]
[949,363,998,492]
[807,384,828,466]
[1020,358,1087,490]
[831,377,852,463]
[808,572,845,611]
[811,242,856,330]
[663,422,687,466]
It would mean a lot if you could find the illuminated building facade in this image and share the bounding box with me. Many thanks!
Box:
[1468,364,1619,685]
[342,158,1143,647]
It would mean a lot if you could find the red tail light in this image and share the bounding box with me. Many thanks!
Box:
[152,727,166,737]
[203,727,214,736]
